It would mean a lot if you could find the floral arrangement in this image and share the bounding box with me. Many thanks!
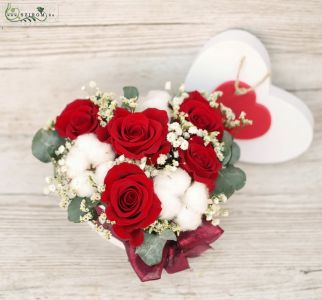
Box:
[32,83,250,281]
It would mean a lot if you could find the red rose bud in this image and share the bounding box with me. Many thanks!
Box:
[55,99,99,139]
[180,91,224,140]
[101,162,162,247]
[178,136,222,191]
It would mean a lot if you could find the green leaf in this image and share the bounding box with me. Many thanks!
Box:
[31,129,65,163]
[222,131,233,166]
[228,142,241,165]
[123,86,139,99]
[37,7,44,14]
[135,230,177,266]
[68,197,96,223]
[214,166,246,198]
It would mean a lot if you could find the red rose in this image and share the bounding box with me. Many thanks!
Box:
[55,99,99,139]
[101,163,161,247]
[179,136,222,191]
[96,124,110,142]
[180,91,224,140]
[107,107,170,161]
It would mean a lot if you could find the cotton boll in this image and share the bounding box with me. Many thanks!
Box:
[137,90,171,117]
[183,182,209,214]
[175,208,202,231]
[156,191,183,220]
[74,133,115,166]
[74,133,98,152]
[154,168,191,197]
[70,172,94,197]
[94,161,114,186]
[87,142,115,167]
[65,146,89,178]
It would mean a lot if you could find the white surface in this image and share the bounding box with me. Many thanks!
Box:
[185,30,314,163]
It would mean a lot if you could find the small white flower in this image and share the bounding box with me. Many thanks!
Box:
[65,142,72,149]
[183,132,190,139]
[157,154,167,165]
[167,132,177,143]
[58,159,65,166]
[172,140,181,148]
[188,126,198,134]
[57,145,65,154]
[180,139,189,150]
[118,155,125,162]
[172,160,179,167]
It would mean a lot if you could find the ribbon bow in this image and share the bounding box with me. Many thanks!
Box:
[124,221,224,281]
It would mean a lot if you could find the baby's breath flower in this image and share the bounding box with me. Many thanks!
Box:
[80,199,89,213]
[157,154,167,165]
[94,224,112,239]
[80,212,93,222]
[180,139,189,150]
[167,132,177,143]
[98,212,107,224]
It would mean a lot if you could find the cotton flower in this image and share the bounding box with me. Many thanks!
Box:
[137,90,171,117]
[74,134,115,167]
[154,168,191,197]
[65,133,115,179]
[64,134,116,197]
[175,208,202,231]
[183,182,209,214]
[157,191,183,220]
[94,161,114,185]
[70,172,94,197]
[65,147,89,178]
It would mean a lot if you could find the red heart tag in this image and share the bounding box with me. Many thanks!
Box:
[215,80,271,139]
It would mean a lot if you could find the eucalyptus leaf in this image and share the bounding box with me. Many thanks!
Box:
[228,142,241,165]
[222,131,233,166]
[123,86,139,99]
[135,230,177,266]
[214,166,246,198]
[68,197,96,223]
[31,128,65,163]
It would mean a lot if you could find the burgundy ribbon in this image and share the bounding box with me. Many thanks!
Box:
[124,222,224,281]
